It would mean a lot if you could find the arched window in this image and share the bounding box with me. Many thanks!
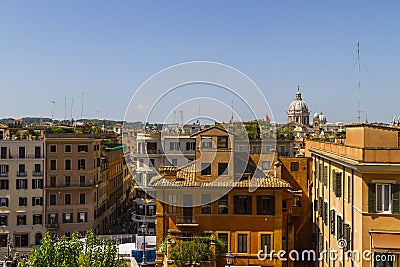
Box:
[35,233,42,245]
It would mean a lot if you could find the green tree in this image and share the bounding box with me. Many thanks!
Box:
[26,230,124,267]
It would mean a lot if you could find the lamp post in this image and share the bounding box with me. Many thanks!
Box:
[116,238,120,260]
[140,223,147,267]
[225,251,234,267]
[7,234,10,258]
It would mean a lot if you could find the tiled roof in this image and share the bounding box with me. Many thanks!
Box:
[151,162,291,189]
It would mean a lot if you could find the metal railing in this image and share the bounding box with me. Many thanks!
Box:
[16,172,27,177]
[32,171,43,177]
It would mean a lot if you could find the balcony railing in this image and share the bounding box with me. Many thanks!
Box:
[7,154,44,159]
[47,223,59,229]
[16,171,27,177]
[32,171,43,177]
[175,216,199,226]
[0,172,8,177]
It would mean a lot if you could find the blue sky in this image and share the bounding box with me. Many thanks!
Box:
[1,1,399,123]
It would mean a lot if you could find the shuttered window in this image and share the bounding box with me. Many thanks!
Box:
[368,183,376,213]
[323,202,328,225]
[330,210,335,235]
[335,172,342,197]
[392,184,400,214]
[323,166,328,187]
[337,215,343,239]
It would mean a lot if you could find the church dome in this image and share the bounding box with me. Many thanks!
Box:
[288,88,309,114]
[287,86,310,125]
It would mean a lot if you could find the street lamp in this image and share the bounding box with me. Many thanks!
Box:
[226,251,234,267]
[116,238,120,260]
[7,234,10,258]
[140,223,147,267]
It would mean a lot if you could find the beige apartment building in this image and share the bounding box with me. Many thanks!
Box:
[306,123,400,267]
[0,135,45,256]
[44,133,103,237]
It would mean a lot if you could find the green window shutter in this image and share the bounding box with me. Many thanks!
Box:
[324,166,328,187]
[392,184,400,214]
[368,183,376,213]
[332,170,336,193]
[336,172,342,197]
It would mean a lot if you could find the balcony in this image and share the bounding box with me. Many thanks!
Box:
[47,223,59,229]
[16,171,27,177]
[8,154,44,159]
[32,171,43,177]
[175,216,199,227]
[0,172,8,177]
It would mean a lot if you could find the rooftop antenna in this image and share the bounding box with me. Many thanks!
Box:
[64,97,67,121]
[81,91,84,121]
[51,101,56,124]
[357,42,361,122]
[70,98,74,121]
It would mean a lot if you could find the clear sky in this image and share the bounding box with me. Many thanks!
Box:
[1,1,400,124]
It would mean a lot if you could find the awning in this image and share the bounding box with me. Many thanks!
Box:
[371,233,400,252]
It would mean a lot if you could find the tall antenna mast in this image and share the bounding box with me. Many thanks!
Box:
[64,97,67,121]
[51,101,56,124]
[357,42,361,122]
[81,91,84,121]
[70,98,74,121]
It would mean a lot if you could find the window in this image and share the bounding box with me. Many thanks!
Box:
[33,214,42,225]
[32,197,43,206]
[337,215,343,239]
[78,145,88,152]
[169,142,180,151]
[48,213,58,225]
[65,194,71,205]
[201,163,211,176]
[217,136,228,148]
[18,147,25,158]
[237,234,248,253]
[65,145,71,153]
[186,142,195,151]
[80,176,85,187]
[347,175,352,202]
[234,195,252,215]
[0,147,7,159]
[201,137,212,148]
[34,164,42,175]
[148,205,155,216]
[171,159,177,166]
[63,213,73,223]
[257,195,275,215]
[0,198,8,207]
[65,159,71,170]
[50,176,56,187]
[0,164,8,176]
[167,194,178,213]
[17,164,26,176]
[330,210,336,235]
[376,184,391,213]
[78,159,86,170]
[35,233,42,245]
[0,180,9,190]
[265,145,272,153]
[218,163,228,176]
[290,162,299,172]
[17,214,26,225]
[34,146,41,158]
[323,202,328,225]
[218,195,228,214]
[333,171,342,197]
[50,159,57,170]
[78,212,87,222]
[218,233,229,252]
[65,176,71,187]
[252,145,259,153]
[18,197,27,206]
[80,193,86,204]
[260,234,272,253]
[50,145,57,153]
[49,195,56,205]
[282,200,287,212]
[201,194,211,214]
[16,179,28,189]
[323,166,328,186]
[0,215,7,226]
[14,234,28,247]
[146,142,157,153]
[262,161,271,170]
[138,159,144,167]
